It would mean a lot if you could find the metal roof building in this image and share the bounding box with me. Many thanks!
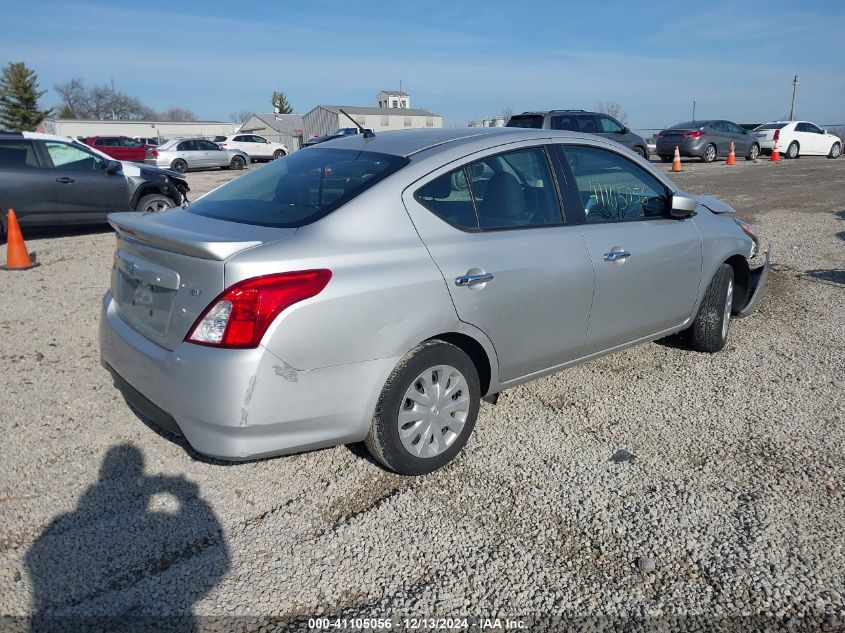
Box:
[302,105,443,141]
[237,113,304,152]
[35,119,237,141]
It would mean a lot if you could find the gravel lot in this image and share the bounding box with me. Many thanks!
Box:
[1,155,843,631]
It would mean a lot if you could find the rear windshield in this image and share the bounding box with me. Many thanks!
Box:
[506,115,544,128]
[670,121,708,129]
[188,148,409,228]
[754,123,787,130]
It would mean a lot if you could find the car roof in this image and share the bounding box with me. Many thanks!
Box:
[310,127,591,158]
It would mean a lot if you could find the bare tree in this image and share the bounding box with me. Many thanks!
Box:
[53,78,87,118]
[597,101,628,125]
[501,106,514,121]
[229,110,253,125]
[157,107,196,122]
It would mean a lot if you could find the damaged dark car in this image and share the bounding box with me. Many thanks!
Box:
[0,131,189,242]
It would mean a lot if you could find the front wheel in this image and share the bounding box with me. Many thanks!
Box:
[702,144,717,163]
[746,143,760,161]
[136,194,175,213]
[829,142,841,159]
[689,263,734,353]
[633,146,646,159]
[786,141,799,159]
[365,341,480,475]
[272,149,286,160]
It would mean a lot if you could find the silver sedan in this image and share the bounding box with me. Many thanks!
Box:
[145,138,249,173]
[101,128,770,475]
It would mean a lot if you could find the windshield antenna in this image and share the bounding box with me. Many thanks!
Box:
[338,108,375,138]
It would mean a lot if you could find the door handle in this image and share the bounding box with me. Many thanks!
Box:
[55,177,76,184]
[603,250,631,262]
[455,273,494,287]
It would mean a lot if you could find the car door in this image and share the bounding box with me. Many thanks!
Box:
[558,143,702,353]
[41,140,129,221]
[596,114,634,149]
[252,135,272,159]
[402,144,595,382]
[709,121,731,155]
[0,138,56,228]
[176,140,203,168]
[803,123,828,154]
[199,139,227,167]
[725,121,750,154]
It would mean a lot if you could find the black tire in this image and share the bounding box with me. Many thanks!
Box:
[633,146,646,159]
[828,142,841,159]
[746,143,760,161]
[0,218,6,245]
[689,264,734,353]
[171,159,188,173]
[785,141,799,159]
[136,194,175,213]
[230,155,245,170]
[701,144,717,163]
[659,155,672,163]
[272,149,286,160]
[365,340,480,475]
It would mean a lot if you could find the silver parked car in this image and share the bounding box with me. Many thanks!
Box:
[100,128,770,475]
[146,138,249,173]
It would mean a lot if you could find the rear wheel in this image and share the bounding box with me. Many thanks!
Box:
[689,263,734,353]
[829,142,841,159]
[171,159,188,173]
[136,194,175,213]
[702,144,717,163]
[272,149,286,159]
[365,340,480,475]
[786,141,799,159]
[633,146,646,159]
[659,155,672,163]
[230,155,245,170]
[746,143,760,161]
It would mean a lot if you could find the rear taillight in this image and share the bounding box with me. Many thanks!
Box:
[186,270,332,348]
[681,130,705,138]
[220,143,227,147]
[151,150,159,157]
[773,129,780,142]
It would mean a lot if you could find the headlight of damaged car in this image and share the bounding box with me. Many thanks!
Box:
[733,218,759,258]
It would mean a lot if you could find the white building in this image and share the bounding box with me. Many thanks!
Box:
[376,90,410,109]
[35,119,238,141]
[303,104,442,140]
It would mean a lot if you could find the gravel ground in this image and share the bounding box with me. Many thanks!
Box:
[1,156,843,632]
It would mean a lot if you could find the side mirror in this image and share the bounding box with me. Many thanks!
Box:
[621,127,629,134]
[105,160,122,175]
[670,194,698,219]
[742,129,748,134]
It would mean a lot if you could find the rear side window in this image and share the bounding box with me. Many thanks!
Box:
[550,115,577,131]
[0,139,40,168]
[416,147,563,230]
[188,148,409,228]
[505,115,543,129]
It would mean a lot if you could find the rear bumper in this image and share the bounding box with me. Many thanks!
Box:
[656,140,706,158]
[737,244,771,318]
[99,292,397,461]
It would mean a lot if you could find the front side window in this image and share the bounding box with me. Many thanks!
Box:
[726,122,745,135]
[807,123,824,134]
[563,145,668,223]
[199,140,219,150]
[96,138,118,146]
[577,116,599,134]
[188,148,408,228]
[254,136,268,143]
[119,137,142,147]
[415,147,563,230]
[44,141,105,171]
[0,139,40,168]
[598,116,624,133]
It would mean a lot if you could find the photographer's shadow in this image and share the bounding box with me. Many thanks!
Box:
[25,444,230,632]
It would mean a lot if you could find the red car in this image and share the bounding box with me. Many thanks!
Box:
[82,136,150,162]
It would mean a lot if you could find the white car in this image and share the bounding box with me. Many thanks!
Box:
[217,134,288,161]
[752,121,841,159]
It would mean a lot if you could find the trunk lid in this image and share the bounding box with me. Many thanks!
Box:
[108,209,296,350]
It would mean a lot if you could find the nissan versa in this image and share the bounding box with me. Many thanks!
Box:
[100,128,770,475]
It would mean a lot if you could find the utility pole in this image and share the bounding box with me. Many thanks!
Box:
[789,75,799,120]
[692,100,696,122]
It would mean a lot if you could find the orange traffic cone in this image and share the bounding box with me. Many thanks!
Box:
[726,141,736,165]
[1,210,39,271]
[671,146,682,172]
[771,141,780,162]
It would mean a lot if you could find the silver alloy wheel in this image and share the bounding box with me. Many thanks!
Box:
[722,278,733,341]
[750,144,759,160]
[144,198,174,212]
[398,364,470,458]
[832,143,841,158]
[787,142,799,158]
[704,144,716,162]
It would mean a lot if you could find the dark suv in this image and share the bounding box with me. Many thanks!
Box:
[0,131,189,241]
[506,110,649,158]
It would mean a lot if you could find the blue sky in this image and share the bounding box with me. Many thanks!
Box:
[3,0,844,129]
